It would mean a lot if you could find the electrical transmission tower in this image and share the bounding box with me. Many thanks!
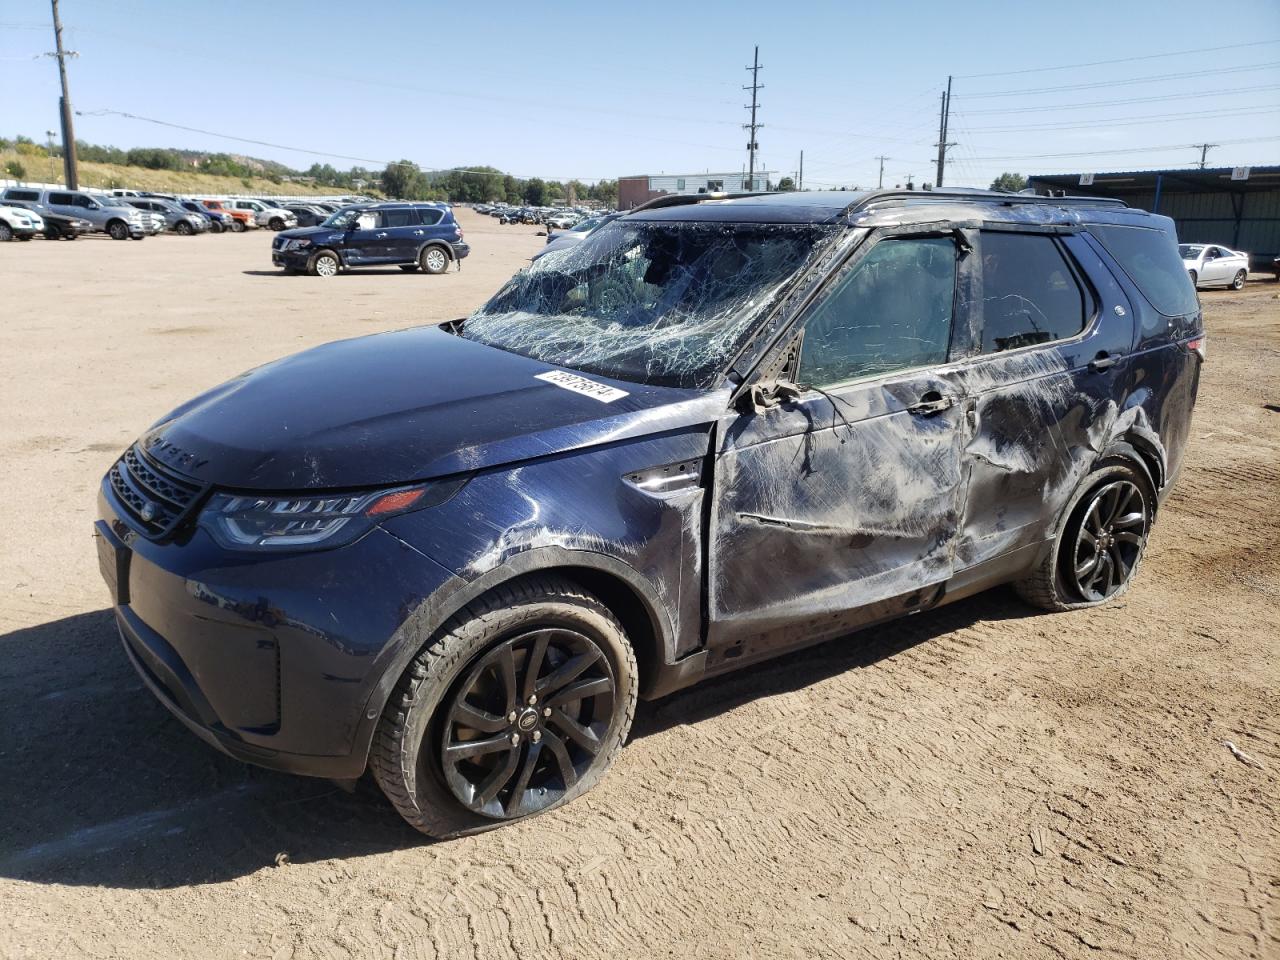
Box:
[744,46,763,191]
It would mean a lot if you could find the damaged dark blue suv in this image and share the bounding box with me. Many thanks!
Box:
[271,201,468,276]
[97,189,1203,836]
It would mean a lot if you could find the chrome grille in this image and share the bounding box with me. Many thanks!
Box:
[108,444,206,538]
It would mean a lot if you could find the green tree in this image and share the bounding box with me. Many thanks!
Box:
[523,177,548,206]
[989,172,1027,193]
[775,176,796,191]
[382,160,429,199]
[5,159,27,179]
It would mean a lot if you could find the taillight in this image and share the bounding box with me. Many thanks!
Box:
[1187,335,1207,361]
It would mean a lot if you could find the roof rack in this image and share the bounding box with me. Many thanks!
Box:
[841,187,1127,216]
[628,191,774,213]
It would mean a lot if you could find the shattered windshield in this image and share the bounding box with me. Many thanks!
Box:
[462,219,834,388]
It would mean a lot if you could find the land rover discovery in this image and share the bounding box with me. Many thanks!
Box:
[97,189,1202,837]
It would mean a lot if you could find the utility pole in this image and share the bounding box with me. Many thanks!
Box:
[47,0,79,188]
[876,155,889,189]
[934,75,955,188]
[798,150,803,191]
[743,45,763,191]
[1195,143,1218,169]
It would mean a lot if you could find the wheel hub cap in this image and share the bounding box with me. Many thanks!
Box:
[439,627,616,819]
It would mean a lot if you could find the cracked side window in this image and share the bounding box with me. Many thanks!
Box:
[799,236,956,387]
[979,232,1085,355]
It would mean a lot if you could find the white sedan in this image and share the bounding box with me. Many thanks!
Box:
[1181,243,1250,290]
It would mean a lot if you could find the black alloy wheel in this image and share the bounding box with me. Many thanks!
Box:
[1066,479,1149,602]
[108,220,129,241]
[0,223,11,242]
[440,627,616,820]
[175,220,193,236]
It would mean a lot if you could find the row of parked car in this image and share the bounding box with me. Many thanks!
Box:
[0,186,370,241]
[474,203,614,229]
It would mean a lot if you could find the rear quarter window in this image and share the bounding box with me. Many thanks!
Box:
[6,189,40,201]
[1088,223,1198,317]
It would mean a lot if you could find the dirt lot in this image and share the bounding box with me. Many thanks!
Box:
[1,212,1277,960]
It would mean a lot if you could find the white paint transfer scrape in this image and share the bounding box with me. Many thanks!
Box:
[536,370,628,403]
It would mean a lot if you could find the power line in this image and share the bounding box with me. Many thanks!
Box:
[954,39,1280,79]
[75,109,617,182]
[958,103,1280,134]
[965,135,1280,162]
[961,83,1280,115]
[957,60,1280,98]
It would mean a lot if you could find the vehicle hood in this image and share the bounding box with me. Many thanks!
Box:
[140,325,721,490]
[276,225,345,243]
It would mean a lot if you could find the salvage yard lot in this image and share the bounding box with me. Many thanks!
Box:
[0,211,1277,959]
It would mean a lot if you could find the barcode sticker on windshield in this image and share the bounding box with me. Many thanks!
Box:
[535,371,628,403]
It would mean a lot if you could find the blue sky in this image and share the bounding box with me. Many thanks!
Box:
[3,0,1278,187]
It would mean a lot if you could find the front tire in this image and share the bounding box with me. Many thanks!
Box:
[1015,457,1154,611]
[230,219,246,233]
[371,576,637,838]
[0,223,11,242]
[1231,269,1246,290]
[269,217,285,231]
[175,221,193,236]
[107,220,130,241]
[309,250,340,277]
[1188,269,1198,288]
[43,223,62,241]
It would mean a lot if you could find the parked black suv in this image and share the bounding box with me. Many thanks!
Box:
[98,189,1201,837]
[271,202,469,276]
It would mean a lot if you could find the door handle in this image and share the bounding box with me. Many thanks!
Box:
[1088,351,1122,373]
[375,232,388,238]
[907,391,956,416]
[412,229,424,235]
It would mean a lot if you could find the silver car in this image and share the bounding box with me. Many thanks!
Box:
[126,198,209,236]
[1180,243,1249,290]
[1,187,147,240]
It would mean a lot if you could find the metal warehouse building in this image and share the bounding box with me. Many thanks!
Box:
[1029,166,1280,270]
[619,171,775,210]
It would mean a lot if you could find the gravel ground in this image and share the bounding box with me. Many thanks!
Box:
[0,213,1276,960]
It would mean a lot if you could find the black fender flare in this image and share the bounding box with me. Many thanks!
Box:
[348,546,679,769]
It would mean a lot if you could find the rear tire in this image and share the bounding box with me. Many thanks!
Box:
[1014,457,1154,612]
[107,220,130,241]
[1231,269,1246,290]
[420,245,450,275]
[370,576,637,838]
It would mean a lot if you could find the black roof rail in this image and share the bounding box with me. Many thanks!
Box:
[843,187,1126,215]
[628,191,773,213]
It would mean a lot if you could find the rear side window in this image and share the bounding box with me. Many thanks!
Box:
[979,232,1086,355]
[48,192,73,205]
[1088,223,1198,317]
[418,208,444,226]
[800,236,956,386]
[6,189,39,201]
[383,209,416,228]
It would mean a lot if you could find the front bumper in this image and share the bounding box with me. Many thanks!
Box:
[272,246,313,269]
[96,480,461,779]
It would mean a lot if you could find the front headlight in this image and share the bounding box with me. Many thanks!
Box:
[286,238,311,251]
[200,477,466,551]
